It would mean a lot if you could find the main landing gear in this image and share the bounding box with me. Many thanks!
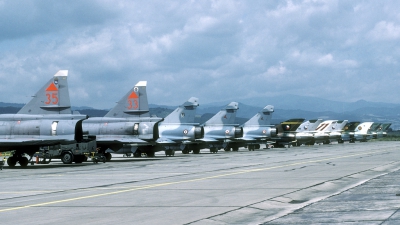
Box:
[7,153,30,167]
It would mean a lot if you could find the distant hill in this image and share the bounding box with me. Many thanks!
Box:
[0,102,24,108]
[0,106,20,114]
[201,95,400,113]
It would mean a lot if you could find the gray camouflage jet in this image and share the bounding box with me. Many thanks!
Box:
[157,97,204,156]
[83,81,160,160]
[0,70,89,166]
[228,105,277,151]
[195,102,243,153]
[83,81,203,159]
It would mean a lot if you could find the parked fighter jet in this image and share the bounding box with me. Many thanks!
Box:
[83,81,203,159]
[377,123,391,138]
[353,122,374,142]
[0,70,89,166]
[294,119,323,146]
[313,120,348,144]
[369,123,382,139]
[341,121,361,143]
[273,118,305,147]
[83,81,160,160]
[196,102,242,153]
[156,97,204,156]
[228,105,277,151]
[328,120,348,143]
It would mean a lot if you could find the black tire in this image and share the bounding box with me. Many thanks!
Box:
[61,152,74,164]
[193,149,200,154]
[7,157,17,167]
[146,150,155,157]
[18,157,29,167]
[232,147,239,151]
[104,152,112,161]
[134,150,142,157]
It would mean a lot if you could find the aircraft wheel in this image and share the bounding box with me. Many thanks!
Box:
[182,150,189,154]
[61,152,74,164]
[232,147,239,151]
[104,152,112,161]
[7,157,17,167]
[193,149,200,154]
[210,147,218,153]
[146,150,155,157]
[165,150,172,157]
[19,157,29,167]
[255,144,260,149]
[134,150,142,157]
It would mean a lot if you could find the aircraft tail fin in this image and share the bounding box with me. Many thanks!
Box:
[277,118,305,132]
[382,123,392,131]
[243,105,274,126]
[105,81,150,118]
[315,120,335,132]
[343,122,360,132]
[18,70,71,115]
[204,102,239,125]
[335,120,348,131]
[355,122,374,134]
[296,119,322,132]
[162,97,199,123]
[307,119,323,131]
[369,123,381,131]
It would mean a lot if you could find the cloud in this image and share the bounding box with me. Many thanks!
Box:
[0,0,400,108]
[264,61,288,77]
[0,0,119,42]
[317,54,334,66]
[368,21,400,41]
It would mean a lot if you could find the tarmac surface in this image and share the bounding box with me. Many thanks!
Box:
[1,141,400,225]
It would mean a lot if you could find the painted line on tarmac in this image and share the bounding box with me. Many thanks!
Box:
[0,148,395,213]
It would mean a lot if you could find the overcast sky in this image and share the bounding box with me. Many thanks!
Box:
[0,0,399,109]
